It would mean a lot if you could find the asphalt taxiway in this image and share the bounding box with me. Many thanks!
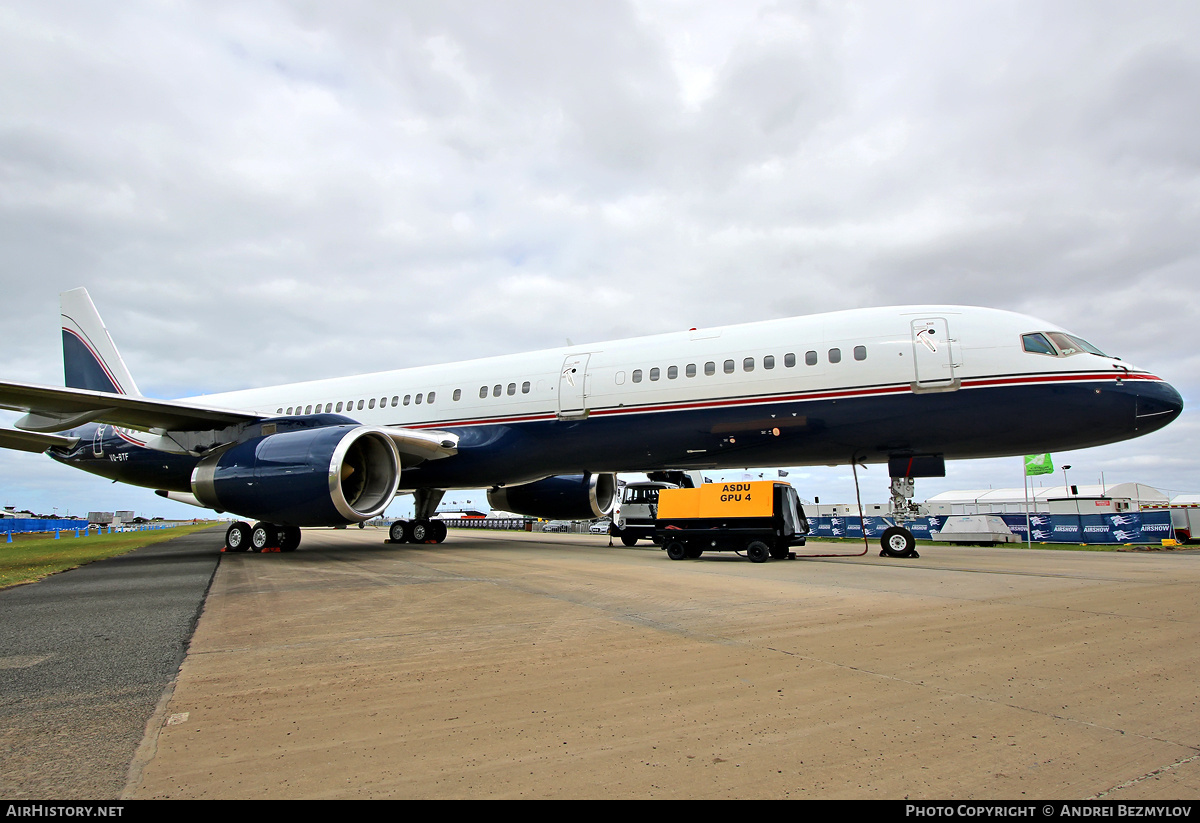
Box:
[128,529,1200,799]
[0,529,220,799]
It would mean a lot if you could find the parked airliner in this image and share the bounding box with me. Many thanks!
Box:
[0,289,1183,553]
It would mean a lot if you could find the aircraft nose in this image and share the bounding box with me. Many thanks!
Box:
[1135,378,1184,432]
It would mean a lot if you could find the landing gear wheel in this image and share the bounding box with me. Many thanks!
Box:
[251,522,277,552]
[746,540,771,563]
[389,520,409,543]
[411,519,433,543]
[665,540,688,561]
[225,521,251,552]
[431,520,448,544]
[880,526,919,558]
[620,534,639,547]
[278,526,301,552]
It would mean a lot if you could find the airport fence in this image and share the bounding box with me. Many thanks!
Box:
[808,509,1175,545]
[1,518,182,541]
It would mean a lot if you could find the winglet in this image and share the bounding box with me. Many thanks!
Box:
[60,288,141,396]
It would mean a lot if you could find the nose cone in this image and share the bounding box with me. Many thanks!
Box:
[1136,378,1184,434]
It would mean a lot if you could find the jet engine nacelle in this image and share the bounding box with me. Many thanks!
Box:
[487,472,617,521]
[191,425,400,526]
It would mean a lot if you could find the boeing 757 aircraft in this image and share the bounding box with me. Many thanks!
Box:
[0,289,1183,553]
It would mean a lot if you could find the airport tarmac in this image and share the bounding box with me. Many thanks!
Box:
[123,528,1200,799]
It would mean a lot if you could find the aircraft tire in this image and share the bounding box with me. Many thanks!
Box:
[746,540,771,563]
[665,540,687,561]
[880,526,917,557]
[432,520,447,543]
[225,521,251,552]
[411,519,433,544]
[250,522,277,552]
[279,526,301,552]
[620,534,639,547]
[389,520,409,543]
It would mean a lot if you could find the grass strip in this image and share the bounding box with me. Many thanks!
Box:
[0,522,222,589]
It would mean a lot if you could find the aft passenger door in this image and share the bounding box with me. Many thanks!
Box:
[557,354,590,419]
[910,318,960,390]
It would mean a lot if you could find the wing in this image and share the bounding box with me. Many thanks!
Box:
[0,427,79,453]
[0,380,458,462]
[0,379,257,433]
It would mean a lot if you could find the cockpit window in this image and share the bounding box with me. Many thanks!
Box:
[1023,331,1107,358]
[1022,333,1056,356]
[1046,332,1106,357]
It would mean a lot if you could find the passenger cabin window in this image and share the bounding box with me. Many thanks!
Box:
[428,391,436,403]
[521,382,530,394]
[632,370,642,383]
[415,393,423,404]
[453,389,462,401]
[763,355,774,369]
[828,348,841,364]
[723,359,734,374]
[743,357,754,372]
[493,385,502,397]
[305,405,313,414]
[507,383,516,396]
[649,368,660,381]
[805,351,817,366]
[479,387,488,399]
[784,353,796,368]
[403,395,411,405]
[357,400,364,410]
[854,346,866,361]
[336,402,343,412]
[391,396,399,407]
[686,364,696,377]
[705,361,715,376]
[369,399,376,409]
[668,366,678,379]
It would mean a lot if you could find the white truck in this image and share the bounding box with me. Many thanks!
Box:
[611,471,704,546]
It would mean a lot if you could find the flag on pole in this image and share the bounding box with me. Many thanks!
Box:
[1024,454,1054,476]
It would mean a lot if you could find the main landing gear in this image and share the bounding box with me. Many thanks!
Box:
[224,521,301,553]
[386,518,448,544]
[385,488,449,545]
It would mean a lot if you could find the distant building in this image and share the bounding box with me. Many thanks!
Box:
[923,483,1168,516]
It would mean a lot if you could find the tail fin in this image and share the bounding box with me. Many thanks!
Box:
[60,288,141,396]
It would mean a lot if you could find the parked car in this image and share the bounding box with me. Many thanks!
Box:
[542,522,570,533]
[589,520,611,534]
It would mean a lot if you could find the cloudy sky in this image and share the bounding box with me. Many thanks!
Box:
[2,0,1198,519]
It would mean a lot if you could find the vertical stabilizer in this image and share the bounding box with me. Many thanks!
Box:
[60,288,141,396]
